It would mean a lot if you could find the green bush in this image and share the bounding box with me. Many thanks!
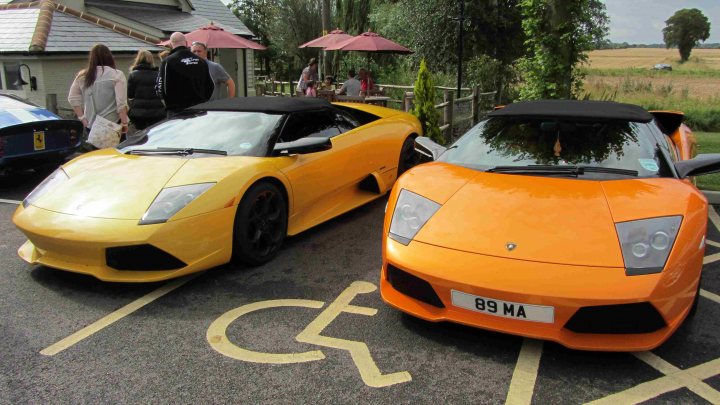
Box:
[413,59,443,144]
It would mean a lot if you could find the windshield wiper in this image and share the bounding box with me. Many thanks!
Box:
[126,148,227,156]
[486,165,638,177]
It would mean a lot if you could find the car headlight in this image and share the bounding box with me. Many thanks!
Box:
[22,167,69,208]
[615,216,682,275]
[140,183,215,225]
[389,189,441,245]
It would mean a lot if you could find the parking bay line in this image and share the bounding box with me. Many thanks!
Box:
[40,274,199,356]
[0,198,22,205]
[700,289,720,305]
[505,338,543,405]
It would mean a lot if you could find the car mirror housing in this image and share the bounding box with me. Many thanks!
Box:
[273,137,332,155]
[674,154,720,178]
[414,136,447,162]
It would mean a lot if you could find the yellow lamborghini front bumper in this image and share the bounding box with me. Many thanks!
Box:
[14,204,236,282]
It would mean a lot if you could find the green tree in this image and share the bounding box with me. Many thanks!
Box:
[663,8,711,63]
[518,0,608,100]
[413,60,443,144]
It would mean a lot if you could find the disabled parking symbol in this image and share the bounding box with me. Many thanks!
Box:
[207,281,412,388]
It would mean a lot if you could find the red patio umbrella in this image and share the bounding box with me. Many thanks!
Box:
[325,31,412,54]
[159,23,266,50]
[298,29,354,49]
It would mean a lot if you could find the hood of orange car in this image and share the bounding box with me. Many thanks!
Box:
[409,165,627,267]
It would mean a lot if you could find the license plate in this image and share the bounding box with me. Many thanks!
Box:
[33,131,45,151]
[451,290,554,323]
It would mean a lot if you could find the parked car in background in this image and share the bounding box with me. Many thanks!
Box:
[381,100,716,351]
[0,93,82,175]
[652,63,672,71]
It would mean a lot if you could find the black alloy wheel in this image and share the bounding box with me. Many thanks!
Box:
[397,136,419,177]
[233,182,287,266]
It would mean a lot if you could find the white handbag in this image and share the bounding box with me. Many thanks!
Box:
[86,90,121,149]
[87,114,121,149]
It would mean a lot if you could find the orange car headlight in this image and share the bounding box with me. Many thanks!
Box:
[615,216,682,276]
[389,189,441,245]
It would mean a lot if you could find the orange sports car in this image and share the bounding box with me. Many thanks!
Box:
[380,100,720,351]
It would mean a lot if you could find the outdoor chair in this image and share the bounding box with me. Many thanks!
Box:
[317,90,337,102]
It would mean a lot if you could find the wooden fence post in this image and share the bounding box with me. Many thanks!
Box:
[444,90,454,140]
[291,81,297,97]
[471,86,480,125]
[403,92,414,112]
[280,81,285,96]
[271,80,277,96]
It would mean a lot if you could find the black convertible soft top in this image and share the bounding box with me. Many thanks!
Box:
[189,97,332,114]
[488,100,654,123]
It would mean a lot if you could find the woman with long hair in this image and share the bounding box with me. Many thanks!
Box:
[127,49,165,130]
[68,44,129,143]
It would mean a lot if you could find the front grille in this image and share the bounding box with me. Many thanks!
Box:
[106,244,186,271]
[386,264,444,308]
[564,302,666,334]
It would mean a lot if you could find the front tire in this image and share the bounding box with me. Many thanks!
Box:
[397,136,419,177]
[232,182,287,266]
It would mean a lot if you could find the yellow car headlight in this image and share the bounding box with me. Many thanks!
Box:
[140,183,215,225]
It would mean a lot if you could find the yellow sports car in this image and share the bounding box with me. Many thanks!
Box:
[13,98,422,282]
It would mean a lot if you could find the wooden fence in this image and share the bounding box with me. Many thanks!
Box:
[255,81,496,140]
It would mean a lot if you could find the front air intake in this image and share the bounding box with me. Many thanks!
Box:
[386,264,445,308]
[564,302,666,334]
[106,244,186,271]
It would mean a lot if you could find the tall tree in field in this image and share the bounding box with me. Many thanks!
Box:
[663,8,711,63]
[518,0,608,100]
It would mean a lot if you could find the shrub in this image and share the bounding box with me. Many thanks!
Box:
[413,59,443,144]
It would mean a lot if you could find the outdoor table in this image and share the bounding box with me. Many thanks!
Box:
[363,96,391,107]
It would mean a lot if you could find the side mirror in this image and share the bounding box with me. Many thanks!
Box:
[273,137,332,155]
[414,136,447,162]
[674,154,720,178]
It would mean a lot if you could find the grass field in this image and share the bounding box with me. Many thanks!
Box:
[583,48,720,132]
[695,132,720,191]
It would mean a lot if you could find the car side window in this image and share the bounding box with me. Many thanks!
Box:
[280,110,341,142]
[335,112,357,134]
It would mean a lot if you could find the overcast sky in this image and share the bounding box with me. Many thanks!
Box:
[600,0,718,44]
[222,0,719,44]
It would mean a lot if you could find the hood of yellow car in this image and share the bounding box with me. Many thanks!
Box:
[33,151,189,219]
[410,166,626,267]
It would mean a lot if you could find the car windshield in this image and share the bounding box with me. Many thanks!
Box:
[438,117,672,179]
[118,111,284,157]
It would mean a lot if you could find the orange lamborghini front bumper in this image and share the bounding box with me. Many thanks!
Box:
[380,238,702,351]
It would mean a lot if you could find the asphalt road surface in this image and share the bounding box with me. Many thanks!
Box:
[1,170,720,404]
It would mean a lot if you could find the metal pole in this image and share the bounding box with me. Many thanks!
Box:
[456,0,464,98]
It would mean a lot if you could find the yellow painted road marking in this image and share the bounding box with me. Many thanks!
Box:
[505,339,543,405]
[705,239,720,249]
[296,281,411,388]
[207,281,412,388]
[708,206,720,233]
[703,252,720,265]
[701,288,720,305]
[586,356,720,404]
[0,198,22,205]
[41,274,198,356]
[207,299,326,364]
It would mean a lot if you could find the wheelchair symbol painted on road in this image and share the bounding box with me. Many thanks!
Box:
[206,281,412,388]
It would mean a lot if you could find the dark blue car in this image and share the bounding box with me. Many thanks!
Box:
[0,94,82,174]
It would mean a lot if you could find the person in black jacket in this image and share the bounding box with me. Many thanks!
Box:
[155,32,214,116]
[128,49,165,130]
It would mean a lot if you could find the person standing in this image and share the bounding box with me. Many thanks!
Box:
[127,49,165,130]
[155,32,213,116]
[336,69,361,96]
[295,58,319,94]
[190,41,236,100]
[68,43,129,143]
[359,68,375,96]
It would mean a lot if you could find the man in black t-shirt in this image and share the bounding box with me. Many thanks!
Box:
[156,32,214,116]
